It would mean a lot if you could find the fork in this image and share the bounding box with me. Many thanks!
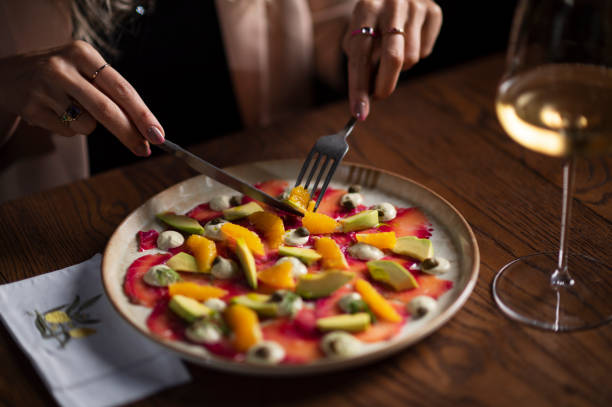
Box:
[295,116,358,211]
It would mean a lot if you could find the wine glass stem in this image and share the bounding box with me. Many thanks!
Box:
[551,157,576,287]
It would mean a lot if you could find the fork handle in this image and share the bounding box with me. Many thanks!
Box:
[343,117,358,139]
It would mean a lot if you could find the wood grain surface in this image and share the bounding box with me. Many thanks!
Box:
[0,54,610,407]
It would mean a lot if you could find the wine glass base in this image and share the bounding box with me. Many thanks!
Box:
[492,252,612,332]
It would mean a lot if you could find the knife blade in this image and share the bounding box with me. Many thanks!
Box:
[157,140,304,217]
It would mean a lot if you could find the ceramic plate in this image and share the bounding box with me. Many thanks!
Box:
[102,159,479,376]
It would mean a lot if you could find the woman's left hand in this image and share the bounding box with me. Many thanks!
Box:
[343,0,443,120]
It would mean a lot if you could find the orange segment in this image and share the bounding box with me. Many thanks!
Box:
[248,211,285,249]
[354,279,402,323]
[225,304,262,352]
[315,237,348,270]
[356,232,397,249]
[306,200,316,212]
[258,262,295,289]
[168,282,228,301]
[302,211,338,235]
[221,223,265,256]
[286,186,310,213]
[185,234,217,272]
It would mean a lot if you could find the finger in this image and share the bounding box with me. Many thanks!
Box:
[91,65,165,144]
[420,1,443,57]
[66,110,97,136]
[374,0,409,99]
[58,70,151,156]
[42,86,97,136]
[347,1,380,120]
[403,0,427,69]
[65,41,164,145]
[34,108,80,138]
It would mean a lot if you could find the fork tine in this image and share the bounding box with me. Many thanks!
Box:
[295,149,316,186]
[309,155,331,199]
[303,153,322,191]
[314,158,339,211]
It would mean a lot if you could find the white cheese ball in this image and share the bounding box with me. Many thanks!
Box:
[407,296,438,318]
[156,230,185,251]
[203,298,227,312]
[246,341,286,365]
[204,218,228,241]
[282,228,310,246]
[211,257,239,279]
[320,331,363,358]
[209,195,231,211]
[348,243,384,261]
[185,321,222,344]
[372,202,397,222]
[341,192,363,209]
[275,256,308,278]
[337,292,363,313]
[143,265,181,287]
[420,257,451,275]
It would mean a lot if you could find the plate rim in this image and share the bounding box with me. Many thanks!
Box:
[101,159,480,376]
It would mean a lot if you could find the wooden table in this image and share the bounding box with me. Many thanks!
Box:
[1,54,610,406]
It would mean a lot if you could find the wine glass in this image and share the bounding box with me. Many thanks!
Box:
[492,0,612,331]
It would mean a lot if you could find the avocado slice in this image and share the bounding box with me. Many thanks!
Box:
[169,294,211,323]
[339,210,379,232]
[236,237,257,289]
[316,312,371,332]
[295,270,355,299]
[223,201,264,221]
[156,212,205,235]
[230,294,278,317]
[278,246,322,266]
[392,236,433,261]
[166,252,198,273]
[367,260,419,291]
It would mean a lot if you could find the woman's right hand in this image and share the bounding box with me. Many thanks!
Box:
[0,40,164,156]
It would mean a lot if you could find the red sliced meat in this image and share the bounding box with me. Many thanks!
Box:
[315,188,346,218]
[124,253,171,307]
[146,298,185,340]
[387,274,453,304]
[255,180,289,197]
[262,317,322,364]
[385,207,432,239]
[137,230,159,251]
[187,203,222,223]
[314,285,352,318]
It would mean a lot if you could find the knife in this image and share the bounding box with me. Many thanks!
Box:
[157,140,304,217]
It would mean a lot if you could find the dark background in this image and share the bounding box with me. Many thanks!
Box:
[88,0,519,174]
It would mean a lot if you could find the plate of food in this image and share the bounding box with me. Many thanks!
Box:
[102,159,479,375]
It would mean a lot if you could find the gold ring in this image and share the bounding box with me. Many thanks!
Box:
[91,63,109,81]
[60,104,82,125]
[385,27,405,37]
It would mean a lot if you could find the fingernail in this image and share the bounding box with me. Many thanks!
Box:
[136,143,151,157]
[146,126,164,144]
[354,100,368,121]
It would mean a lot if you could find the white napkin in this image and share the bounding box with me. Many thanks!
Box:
[0,254,191,407]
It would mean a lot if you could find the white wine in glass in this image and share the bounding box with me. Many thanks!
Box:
[492,0,612,331]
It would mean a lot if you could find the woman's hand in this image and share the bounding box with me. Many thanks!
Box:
[0,40,164,156]
[343,0,442,120]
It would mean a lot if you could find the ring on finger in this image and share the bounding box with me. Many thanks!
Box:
[59,103,83,125]
[351,26,379,38]
[91,63,109,81]
[384,27,405,37]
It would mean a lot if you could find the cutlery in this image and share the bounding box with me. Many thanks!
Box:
[295,117,357,211]
[157,140,304,217]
